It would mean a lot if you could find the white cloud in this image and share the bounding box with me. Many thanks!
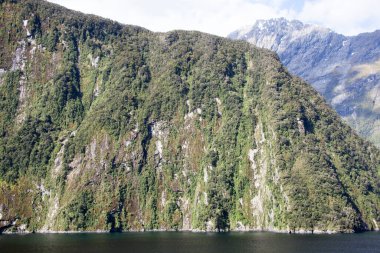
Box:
[298,0,380,35]
[47,0,380,36]
[47,0,293,36]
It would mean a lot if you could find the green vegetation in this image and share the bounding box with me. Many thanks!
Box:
[0,0,379,233]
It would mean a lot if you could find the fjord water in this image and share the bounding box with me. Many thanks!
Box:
[0,232,379,253]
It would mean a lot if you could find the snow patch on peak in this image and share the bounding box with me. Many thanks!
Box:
[331,92,351,105]
[232,18,331,47]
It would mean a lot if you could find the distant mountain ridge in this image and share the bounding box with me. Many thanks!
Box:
[229,18,380,147]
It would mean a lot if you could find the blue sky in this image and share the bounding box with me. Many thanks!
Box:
[47,0,380,36]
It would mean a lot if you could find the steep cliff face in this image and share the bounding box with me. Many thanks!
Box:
[0,1,379,233]
[229,18,380,147]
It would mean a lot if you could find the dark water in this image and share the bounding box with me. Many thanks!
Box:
[0,231,379,253]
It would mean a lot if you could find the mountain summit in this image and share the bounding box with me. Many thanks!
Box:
[229,18,331,52]
[229,18,380,147]
[0,1,379,233]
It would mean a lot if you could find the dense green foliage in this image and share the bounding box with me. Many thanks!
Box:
[0,0,379,233]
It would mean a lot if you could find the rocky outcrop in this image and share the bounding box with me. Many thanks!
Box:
[0,220,15,234]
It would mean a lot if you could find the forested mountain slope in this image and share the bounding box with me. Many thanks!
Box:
[0,1,379,233]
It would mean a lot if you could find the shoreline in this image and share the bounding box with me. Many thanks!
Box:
[2,228,376,235]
